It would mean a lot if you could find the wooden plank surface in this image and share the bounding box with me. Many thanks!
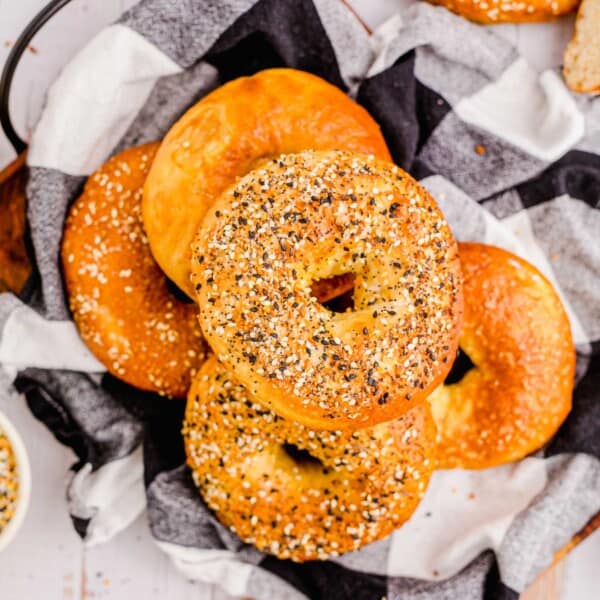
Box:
[0,1,598,599]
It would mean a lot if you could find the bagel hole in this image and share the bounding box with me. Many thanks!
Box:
[444,347,475,385]
[282,443,323,468]
[166,278,194,304]
[311,273,355,313]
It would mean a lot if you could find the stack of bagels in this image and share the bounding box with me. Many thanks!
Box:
[61,69,575,562]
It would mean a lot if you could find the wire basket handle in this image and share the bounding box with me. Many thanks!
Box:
[0,0,73,154]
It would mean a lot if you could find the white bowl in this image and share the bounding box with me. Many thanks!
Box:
[0,410,31,552]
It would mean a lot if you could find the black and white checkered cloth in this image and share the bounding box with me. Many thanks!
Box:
[0,1,598,598]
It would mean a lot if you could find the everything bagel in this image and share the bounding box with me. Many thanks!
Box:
[191,150,463,430]
[62,143,208,397]
[184,356,436,562]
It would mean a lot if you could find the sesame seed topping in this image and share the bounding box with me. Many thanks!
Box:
[62,143,209,398]
[183,356,436,562]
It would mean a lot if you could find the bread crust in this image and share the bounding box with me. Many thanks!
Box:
[563,0,600,93]
[192,150,463,430]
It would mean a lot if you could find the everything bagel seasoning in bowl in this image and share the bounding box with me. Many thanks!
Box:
[0,430,18,532]
[0,412,31,551]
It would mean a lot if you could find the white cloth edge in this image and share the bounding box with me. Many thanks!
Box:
[69,445,146,546]
[500,199,590,346]
[155,541,309,600]
[28,24,182,176]
[384,458,548,579]
[0,304,105,372]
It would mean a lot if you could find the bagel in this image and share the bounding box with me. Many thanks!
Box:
[62,143,208,397]
[425,0,579,23]
[183,356,436,562]
[143,68,391,297]
[429,242,575,469]
[191,150,463,430]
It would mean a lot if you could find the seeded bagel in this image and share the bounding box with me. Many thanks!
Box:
[62,143,208,397]
[425,0,579,23]
[184,356,436,561]
[191,150,463,430]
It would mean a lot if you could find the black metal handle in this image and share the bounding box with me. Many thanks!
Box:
[0,0,74,154]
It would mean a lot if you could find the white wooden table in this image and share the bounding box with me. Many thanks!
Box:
[0,1,598,599]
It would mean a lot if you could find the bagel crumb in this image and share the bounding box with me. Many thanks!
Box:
[428,243,574,469]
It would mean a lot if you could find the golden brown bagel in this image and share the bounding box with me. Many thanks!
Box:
[184,356,436,562]
[429,242,575,469]
[62,143,208,397]
[426,0,579,23]
[191,150,463,430]
[143,68,391,297]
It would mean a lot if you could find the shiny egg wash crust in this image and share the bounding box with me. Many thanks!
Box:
[61,143,209,397]
[183,356,436,562]
[426,0,579,23]
[192,150,463,430]
[428,243,575,469]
